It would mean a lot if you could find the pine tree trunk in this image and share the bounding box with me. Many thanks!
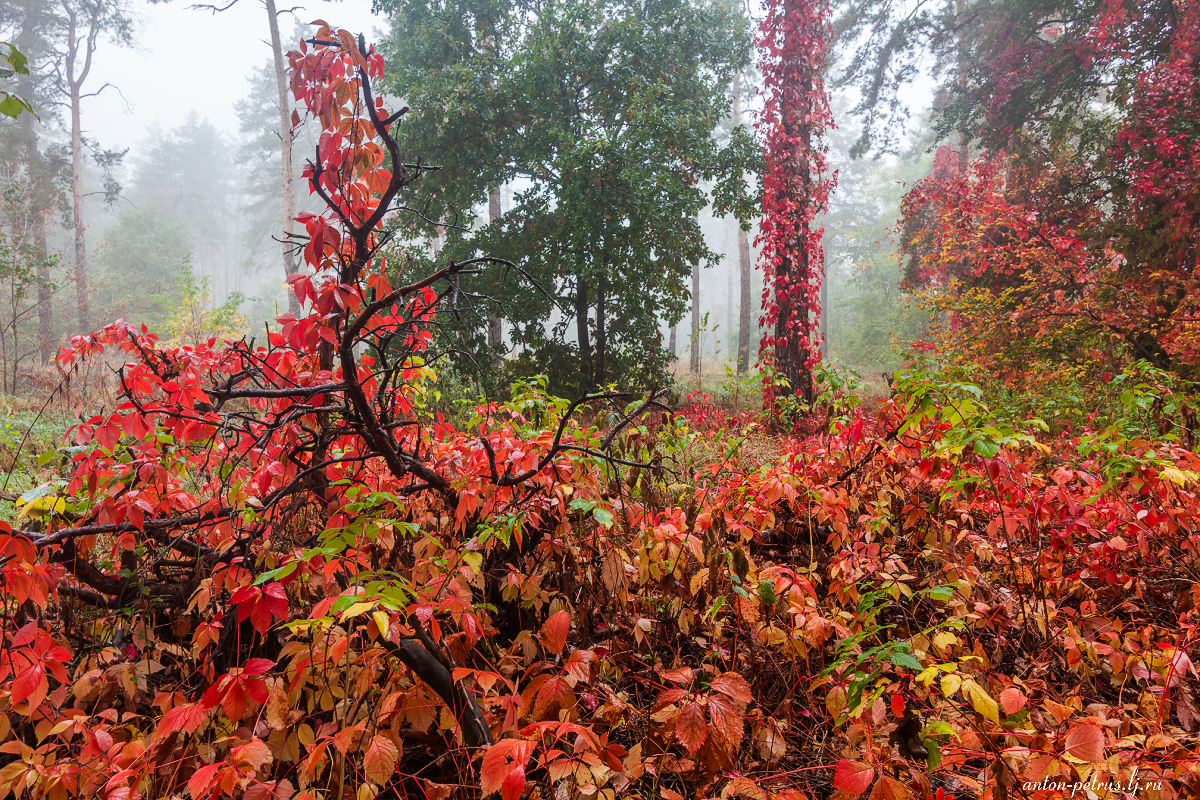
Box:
[34,213,52,362]
[266,0,300,316]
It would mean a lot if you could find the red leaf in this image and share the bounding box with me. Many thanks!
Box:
[187,763,222,800]
[12,662,47,712]
[834,759,875,796]
[539,611,571,654]
[500,765,525,800]
[999,687,1026,715]
[1064,724,1105,762]
[158,703,208,737]
[676,701,707,754]
[707,694,744,757]
[481,739,535,798]
[710,672,753,704]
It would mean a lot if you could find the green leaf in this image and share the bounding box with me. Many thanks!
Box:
[19,482,66,503]
[889,651,924,671]
[254,561,299,585]
[924,585,955,602]
[924,739,941,770]
[973,437,1000,458]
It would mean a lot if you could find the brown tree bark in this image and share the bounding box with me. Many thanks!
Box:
[266,0,300,316]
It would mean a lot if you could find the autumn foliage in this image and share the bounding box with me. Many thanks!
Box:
[5,23,1200,800]
[901,0,1200,387]
[756,0,835,405]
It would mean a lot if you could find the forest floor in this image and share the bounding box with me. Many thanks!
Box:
[2,363,1199,800]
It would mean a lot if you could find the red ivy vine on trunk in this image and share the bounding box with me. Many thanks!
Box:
[756,0,836,406]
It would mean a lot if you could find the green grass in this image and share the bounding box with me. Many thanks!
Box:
[0,393,75,524]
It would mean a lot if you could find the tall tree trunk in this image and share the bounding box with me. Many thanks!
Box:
[819,268,828,357]
[733,72,752,374]
[487,186,503,364]
[64,0,101,334]
[726,249,733,360]
[736,226,752,373]
[773,66,814,403]
[669,324,677,360]
[689,261,700,374]
[595,284,606,385]
[266,0,299,315]
[34,213,52,363]
[575,276,591,386]
[15,16,52,362]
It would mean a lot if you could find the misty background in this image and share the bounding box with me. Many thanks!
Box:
[0,0,934,390]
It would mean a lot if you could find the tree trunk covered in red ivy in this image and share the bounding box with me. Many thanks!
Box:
[756,0,835,406]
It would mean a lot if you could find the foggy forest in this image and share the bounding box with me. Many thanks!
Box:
[0,0,1197,798]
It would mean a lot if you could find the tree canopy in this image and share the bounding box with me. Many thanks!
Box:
[378,0,758,392]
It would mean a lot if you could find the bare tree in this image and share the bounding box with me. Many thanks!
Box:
[176,0,302,313]
[54,0,132,333]
[264,0,299,314]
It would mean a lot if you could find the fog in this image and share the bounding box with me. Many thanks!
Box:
[1,0,936,388]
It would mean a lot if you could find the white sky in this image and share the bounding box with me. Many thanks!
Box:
[85,0,384,158]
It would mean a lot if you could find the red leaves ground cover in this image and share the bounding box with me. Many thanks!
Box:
[2,25,1200,800]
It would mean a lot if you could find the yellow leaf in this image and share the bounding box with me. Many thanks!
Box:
[339,602,375,623]
[940,674,962,698]
[932,631,958,656]
[963,679,999,724]
[371,611,391,637]
[1161,467,1197,487]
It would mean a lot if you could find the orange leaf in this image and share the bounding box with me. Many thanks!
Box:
[676,701,708,753]
[532,676,576,720]
[364,735,400,785]
[539,611,571,654]
[870,776,913,800]
[833,759,875,797]
[707,694,745,757]
[1064,724,1105,762]
[231,738,273,772]
[999,687,1026,715]
[710,672,753,704]
[481,739,535,798]
[564,649,595,683]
